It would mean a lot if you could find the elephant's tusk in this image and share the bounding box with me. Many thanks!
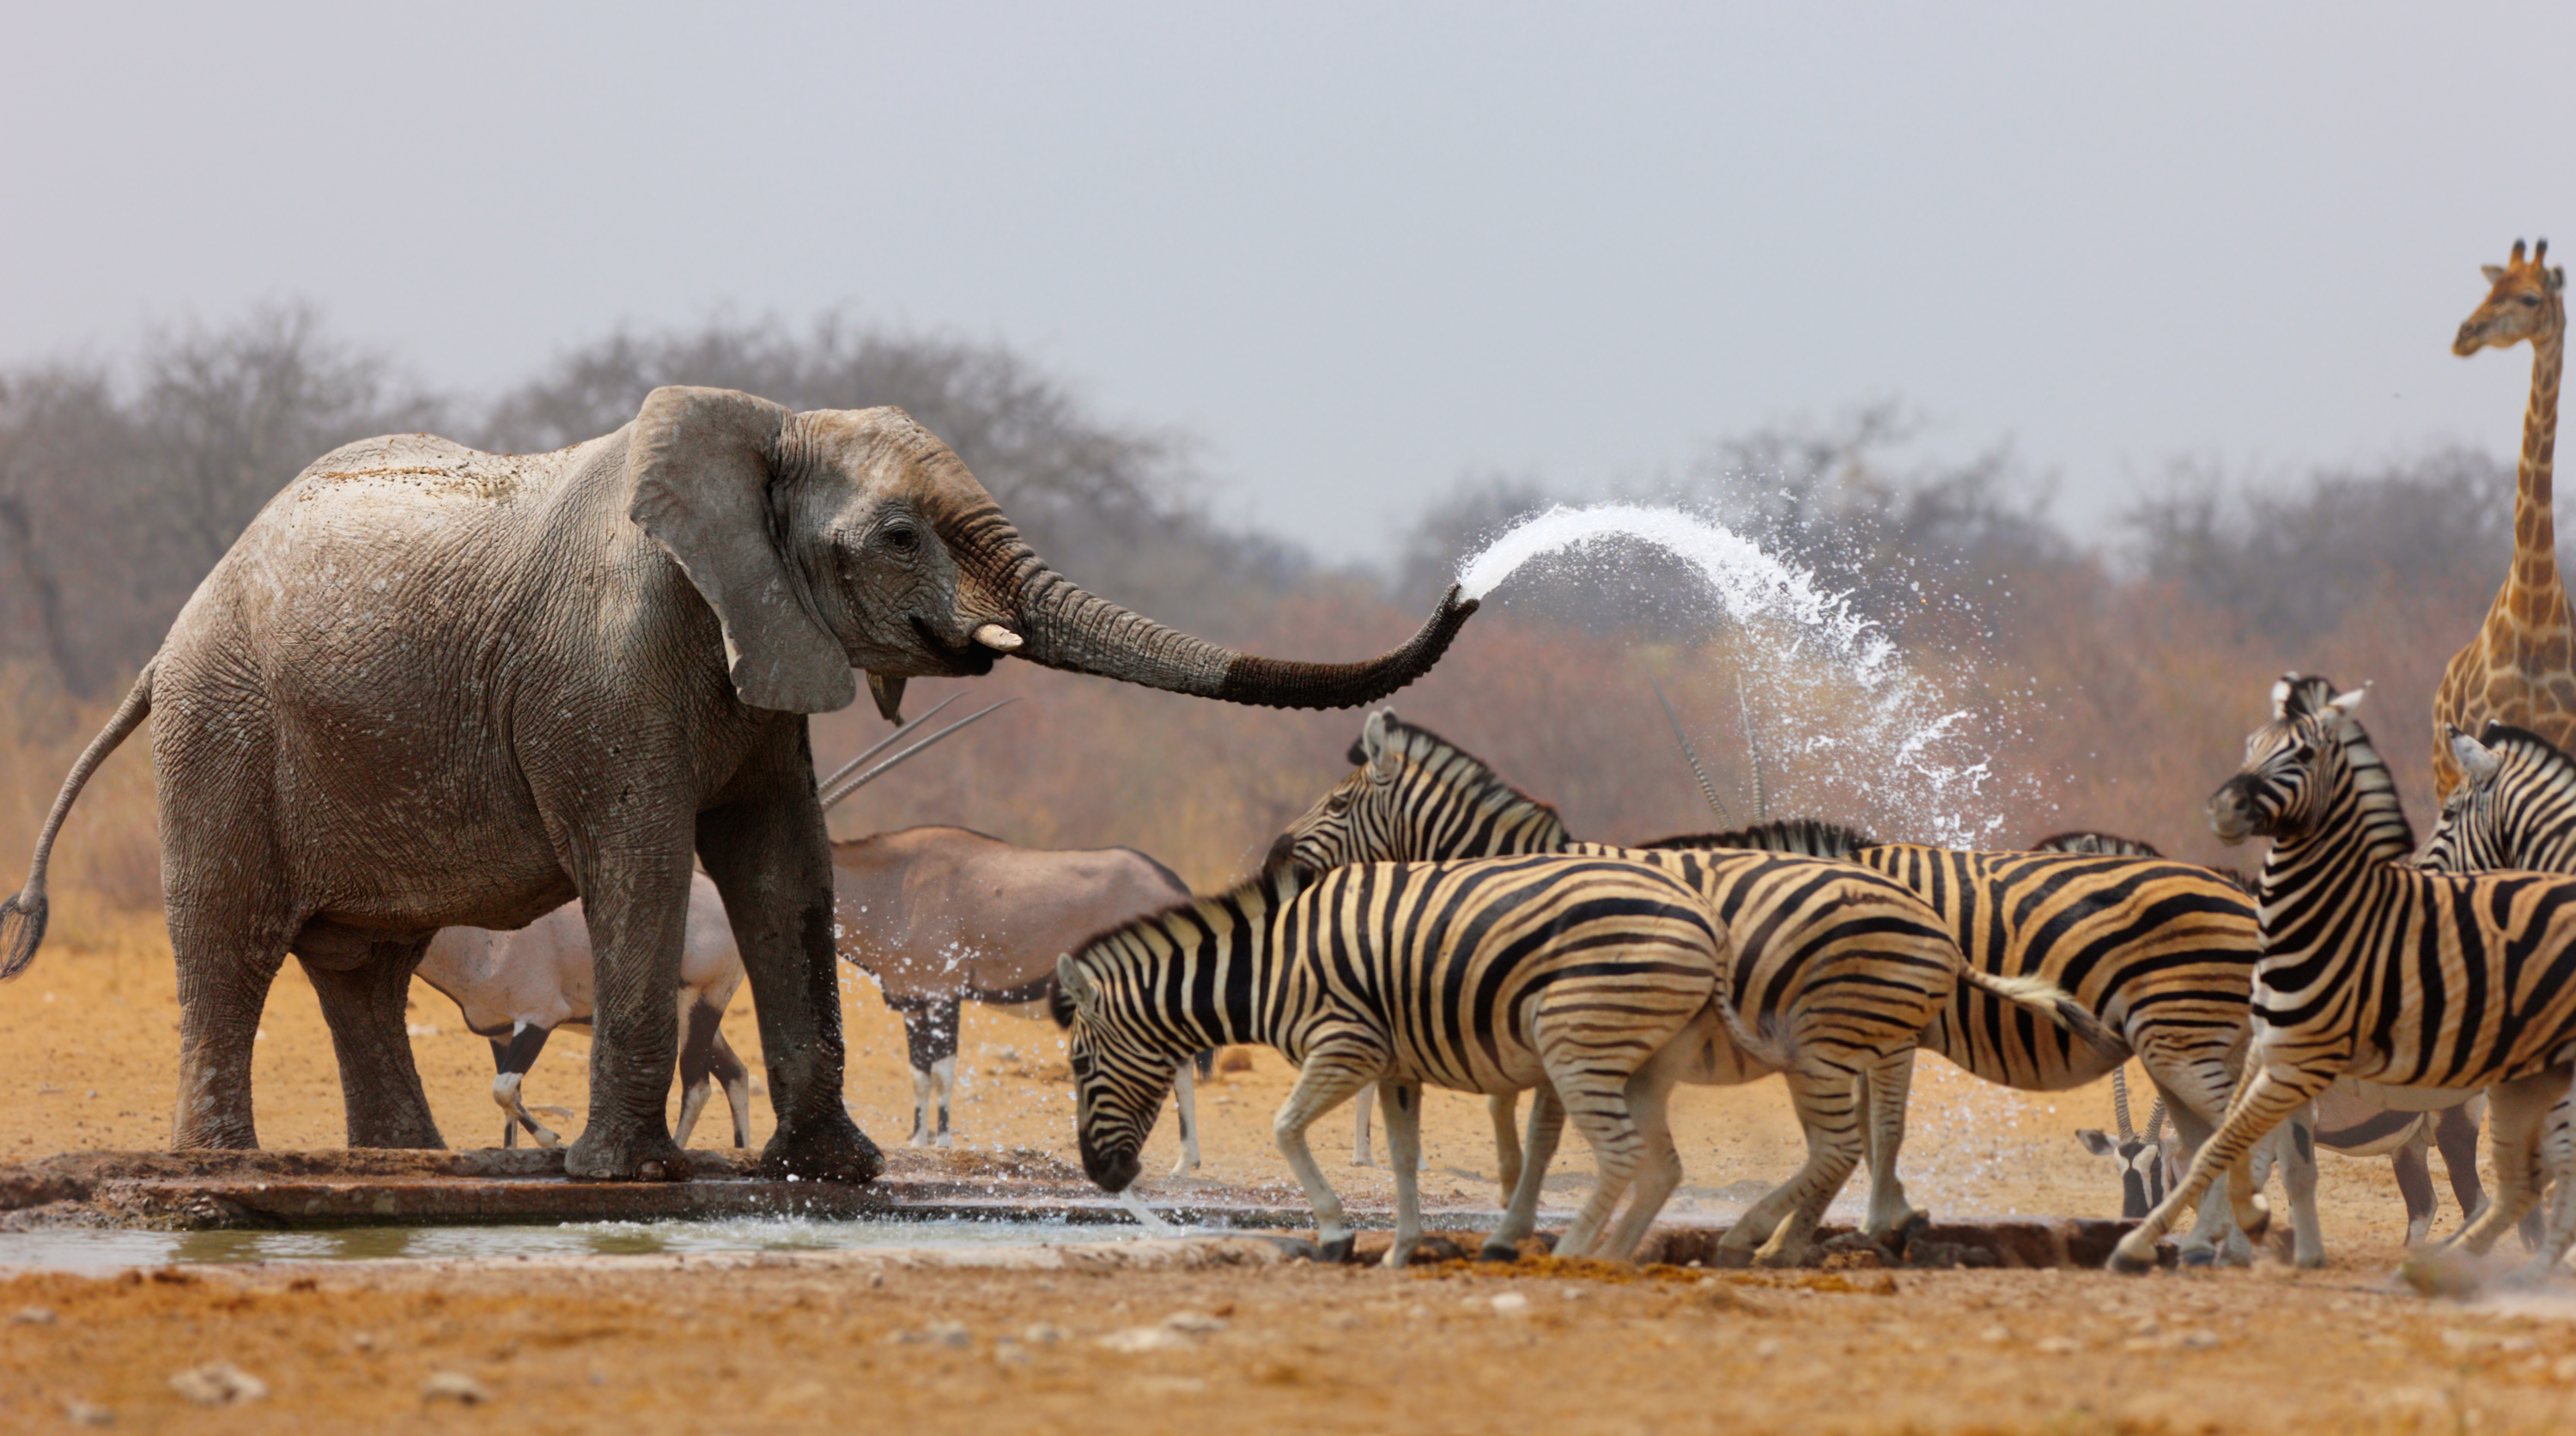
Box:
[973,624,1024,653]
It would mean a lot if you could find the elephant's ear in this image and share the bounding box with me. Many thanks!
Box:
[625,386,858,714]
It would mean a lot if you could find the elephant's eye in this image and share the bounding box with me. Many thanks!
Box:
[883,523,920,554]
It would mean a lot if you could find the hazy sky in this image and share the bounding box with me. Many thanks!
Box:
[4,3,2568,564]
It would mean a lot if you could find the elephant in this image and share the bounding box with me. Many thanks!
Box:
[0,385,1477,1183]
[418,869,751,1152]
[829,825,1203,1163]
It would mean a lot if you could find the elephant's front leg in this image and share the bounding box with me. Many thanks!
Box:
[562,849,696,1182]
[305,939,444,1149]
[698,733,883,1184]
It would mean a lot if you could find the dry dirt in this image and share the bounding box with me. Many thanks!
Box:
[4,899,2575,1434]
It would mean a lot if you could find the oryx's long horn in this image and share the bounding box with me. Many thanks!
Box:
[1651,674,1730,825]
[820,698,1018,811]
[2111,1067,2136,1142]
[816,693,965,795]
[1738,680,1767,823]
[2143,1098,2167,1142]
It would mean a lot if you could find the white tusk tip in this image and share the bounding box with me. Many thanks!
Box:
[973,624,1024,653]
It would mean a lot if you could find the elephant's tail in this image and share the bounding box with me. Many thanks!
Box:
[1,664,153,980]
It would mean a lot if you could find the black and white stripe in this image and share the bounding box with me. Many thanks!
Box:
[1273,711,2105,1265]
[2111,675,2576,1281]
[1641,818,2319,1265]
[1052,854,1724,1267]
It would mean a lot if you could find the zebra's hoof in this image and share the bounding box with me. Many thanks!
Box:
[1889,1211,1931,1257]
[2240,1197,2272,1243]
[1318,1235,1356,1265]
[2178,1247,2217,1269]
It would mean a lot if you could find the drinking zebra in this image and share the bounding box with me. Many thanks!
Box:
[1269,712,2108,1266]
[2110,676,2576,1282]
[1637,818,2321,1267]
[1050,854,1726,1266]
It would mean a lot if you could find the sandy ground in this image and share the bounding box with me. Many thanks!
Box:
[6,899,2576,1433]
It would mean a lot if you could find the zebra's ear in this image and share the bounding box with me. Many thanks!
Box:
[1054,954,1098,1017]
[2326,685,2366,719]
[2270,676,2295,719]
[2075,1129,2117,1159]
[2451,727,2502,783]
[1364,709,1400,782]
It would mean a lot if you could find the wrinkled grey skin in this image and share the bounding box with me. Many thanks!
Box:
[419,869,751,1153]
[829,826,1194,1158]
[0,386,1476,1183]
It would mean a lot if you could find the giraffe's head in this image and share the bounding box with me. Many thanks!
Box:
[2454,238,2566,357]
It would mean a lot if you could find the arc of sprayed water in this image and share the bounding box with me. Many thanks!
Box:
[1453,501,2008,848]
[1650,673,1729,827]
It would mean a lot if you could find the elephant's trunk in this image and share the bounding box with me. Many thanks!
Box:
[946,508,1478,709]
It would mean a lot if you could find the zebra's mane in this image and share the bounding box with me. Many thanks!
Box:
[1636,817,1877,858]
[1365,717,1567,835]
[2328,708,2416,860]
[2476,721,2576,788]
[2030,831,2164,858]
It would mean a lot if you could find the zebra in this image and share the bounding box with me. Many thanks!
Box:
[2421,721,2576,873]
[1269,710,2109,1266]
[2079,1065,2494,1246]
[1050,853,1728,1266]
[2111,675,2576,1282]
[1637,817,2322,1268]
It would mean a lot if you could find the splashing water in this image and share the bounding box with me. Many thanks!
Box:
[1456,502,2020,845]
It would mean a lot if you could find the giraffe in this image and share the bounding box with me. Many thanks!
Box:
[2432,238,2571,800]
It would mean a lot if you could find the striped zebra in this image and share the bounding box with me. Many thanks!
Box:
[1049,854,1726,1266]
[1637,817,2322,1267]
[2422,721,2576,873]
[2111,676,2576,1282]
[1271,711,2107,1266]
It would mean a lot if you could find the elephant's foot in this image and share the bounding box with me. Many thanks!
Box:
[759,1111,884,1185]
[1478,1239,1522,1263]
[1316,1234,1356,1265]
[567,1128,693,1183]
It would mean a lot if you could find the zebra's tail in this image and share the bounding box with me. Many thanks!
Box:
[1,663,154,981]
[1958,967,2121,1054]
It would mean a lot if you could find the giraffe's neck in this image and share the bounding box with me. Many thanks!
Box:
[2506,300,2566,617]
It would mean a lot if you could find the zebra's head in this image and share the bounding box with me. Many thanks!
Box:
[1051,942,1176,1193]
[2418,722,2567,873]
[2208,675,2366,845]
[1267,709,1564,873]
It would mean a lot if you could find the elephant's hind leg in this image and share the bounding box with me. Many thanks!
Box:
[304,940,444,1149]
[167,919,289,1151]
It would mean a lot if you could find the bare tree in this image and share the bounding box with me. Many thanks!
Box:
[0,305,438,695]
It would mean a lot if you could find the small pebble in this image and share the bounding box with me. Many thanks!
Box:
[993,1341,1029,1366]
[2033,1336,2081,1355]
[349,1331,376,1352]
[1490,1292,1530,1317]
[168,1361,266,1407]
[1097,1326,1191,1354]
[422,1372,492,1405]
[11,1306,57,1325]
[1021,1323,1070,1346]
[2180,1331,2221,1352]
[927,1320,972,1348]
[61,1398,112,1427]
[1163,1311,1227,1335]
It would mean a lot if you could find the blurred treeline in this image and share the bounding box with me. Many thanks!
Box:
[0,308,2527,910]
